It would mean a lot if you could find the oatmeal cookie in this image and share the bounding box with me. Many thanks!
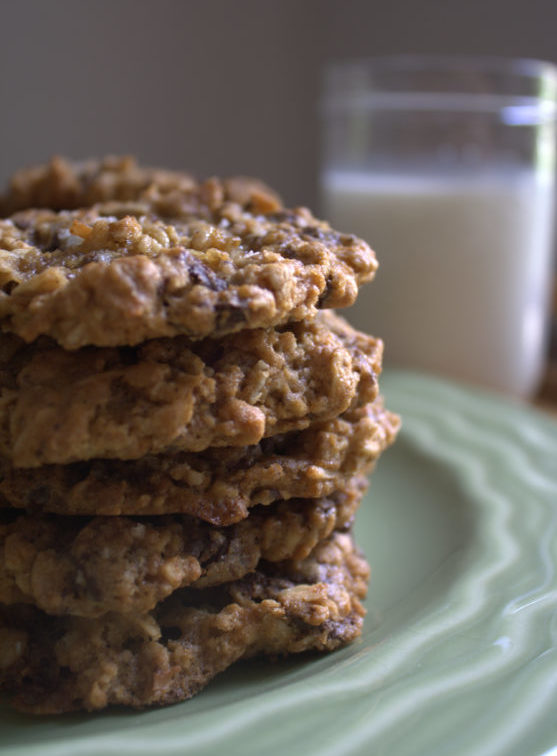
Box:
[0,399,399,523]
[0,155,279,217]
[0,312,381,467]
[0,478,365,618]
[0,187,376,348]
[0,532,369,713]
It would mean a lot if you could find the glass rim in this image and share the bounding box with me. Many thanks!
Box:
[325,54,557,80]
[322,54,557,118]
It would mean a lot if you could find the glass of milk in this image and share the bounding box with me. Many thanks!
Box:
[321,56,557,398]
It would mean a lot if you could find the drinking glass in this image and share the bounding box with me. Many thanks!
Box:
[321,55,557,398]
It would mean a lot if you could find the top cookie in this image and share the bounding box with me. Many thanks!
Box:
[0,155,280,219]
[0,158,376,348]
[0,155,201,216]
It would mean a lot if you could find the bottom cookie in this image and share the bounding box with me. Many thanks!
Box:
[0,532,368,713]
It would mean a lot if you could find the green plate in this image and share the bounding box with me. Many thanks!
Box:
[2,370,557,756]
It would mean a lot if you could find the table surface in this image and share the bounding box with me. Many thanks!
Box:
[537,286,557,415]
[536,360,557,416]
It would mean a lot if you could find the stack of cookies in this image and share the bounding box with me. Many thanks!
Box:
[0,157,399,713]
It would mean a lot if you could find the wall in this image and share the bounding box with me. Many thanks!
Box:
[1,0,556,208]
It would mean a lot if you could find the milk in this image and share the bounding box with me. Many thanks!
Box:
[322,169,555,397]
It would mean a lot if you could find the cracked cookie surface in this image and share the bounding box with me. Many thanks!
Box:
[0,399,399,523]
[0,312,381,467]
[0,164,376,348]
[0,531,369,713]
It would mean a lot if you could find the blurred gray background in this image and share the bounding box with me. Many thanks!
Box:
[1,0,557,209]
